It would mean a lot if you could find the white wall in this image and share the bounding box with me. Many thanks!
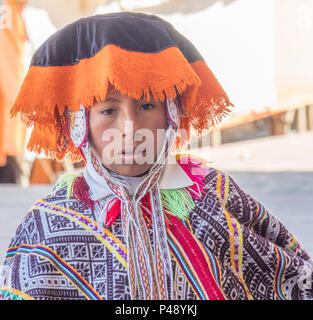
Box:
[276,0,313,108]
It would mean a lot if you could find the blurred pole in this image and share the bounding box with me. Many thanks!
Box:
[306,104,313,131]
[0,0,27,171]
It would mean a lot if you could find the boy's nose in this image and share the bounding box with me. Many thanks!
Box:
[120,111,142,140]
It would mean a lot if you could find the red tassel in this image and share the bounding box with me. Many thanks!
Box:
[105,198,121,226]
[72,176,95,210]
[104,192,154,228]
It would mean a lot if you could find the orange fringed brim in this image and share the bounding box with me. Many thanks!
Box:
[173,60,234,152]
[26,122,83,162]
[10,44,234,162]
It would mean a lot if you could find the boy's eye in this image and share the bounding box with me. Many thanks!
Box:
[100,108,115,116]
[140,104,154,111]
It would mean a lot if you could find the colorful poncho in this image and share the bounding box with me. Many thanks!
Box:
[0,153,312,300]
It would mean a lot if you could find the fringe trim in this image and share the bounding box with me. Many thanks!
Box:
[72,176,96,210]
[159,153,211,221]
[53,173,95,210]
[26,123,82,163]
[10,44,233,162]
[105,198,121,227]
[54,173,79,199]
[10,45,199,124]
[160,188,195,220]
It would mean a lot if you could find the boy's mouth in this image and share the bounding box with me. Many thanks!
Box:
[119,149,147,162]
[120,148,146,155]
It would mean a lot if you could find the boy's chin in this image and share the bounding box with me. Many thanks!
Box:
[104,163,152,177]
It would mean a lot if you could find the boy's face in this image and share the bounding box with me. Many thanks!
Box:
[88,85,168,177]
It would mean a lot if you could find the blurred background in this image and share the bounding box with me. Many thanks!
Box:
[0,0,312,262]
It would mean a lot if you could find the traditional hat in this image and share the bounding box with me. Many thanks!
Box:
[10,11,234,163]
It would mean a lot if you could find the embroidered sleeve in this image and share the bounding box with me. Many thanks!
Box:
[209,168,312,262]
[199,167,313,300]
[223,212,313,300]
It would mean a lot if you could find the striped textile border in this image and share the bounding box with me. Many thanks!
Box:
[5,244,102,300]
[181,216,225,296]
[216,170,229,208]
[181,218,223,290]
[197,241,223,289]
[33,200,127,269]
[224,210,243,275]
[250,201,268,228]
[224,209,253,299]
[0,286,35,300]
[167,217,226,300]
[273,245,288,300]
[167,233,205,300]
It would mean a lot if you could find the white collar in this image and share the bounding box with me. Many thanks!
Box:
[158,152,194,189]
[83,153,194,201]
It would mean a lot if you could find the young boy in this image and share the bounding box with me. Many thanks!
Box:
[1,12,312,300]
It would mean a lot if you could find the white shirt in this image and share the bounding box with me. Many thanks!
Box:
[83,153,194,201]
